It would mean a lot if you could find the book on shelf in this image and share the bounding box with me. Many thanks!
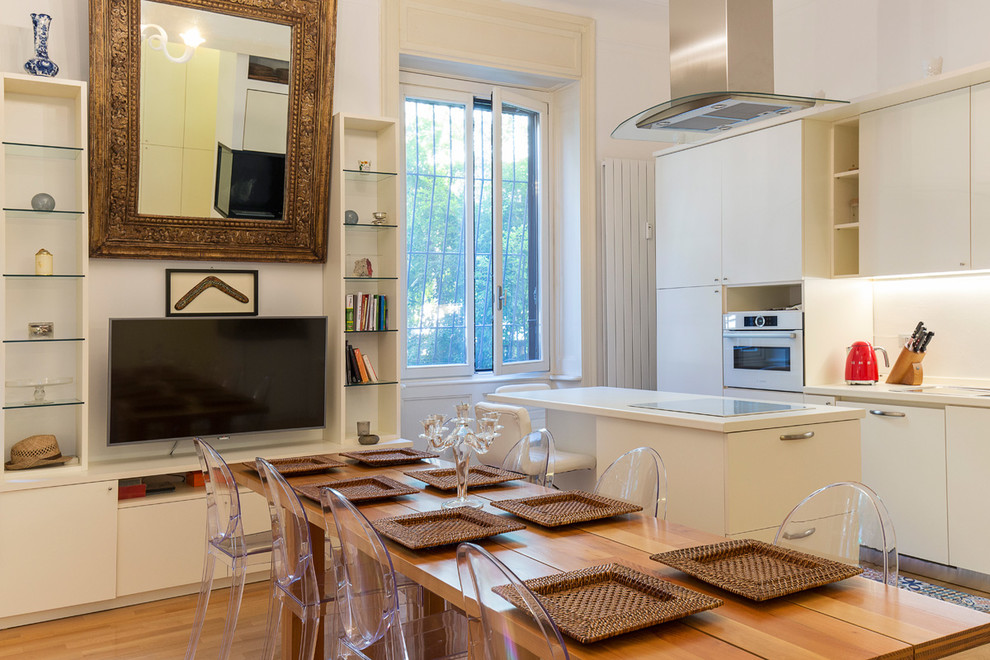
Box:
[352,346,370,382]
[345,342,360,383]
[354,292,364,331]
[345,294,354,331]
[361,354,379,382]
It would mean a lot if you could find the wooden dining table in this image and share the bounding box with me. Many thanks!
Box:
[232,454,990,659]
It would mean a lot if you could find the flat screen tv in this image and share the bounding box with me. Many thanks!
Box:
[108,317,326,446]
[214,142,286,220]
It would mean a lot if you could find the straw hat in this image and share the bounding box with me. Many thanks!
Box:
[5,434,73,470]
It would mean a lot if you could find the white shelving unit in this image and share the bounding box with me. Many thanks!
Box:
[830,117,860,277]
[325,114,401,445]
[1,73,89,480]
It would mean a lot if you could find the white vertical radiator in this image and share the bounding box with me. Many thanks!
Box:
[601,158,657,389]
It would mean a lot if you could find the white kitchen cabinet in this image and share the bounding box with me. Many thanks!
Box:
[859,88,970,276]
[724,419,861,540]
[945,406,990,574]
[842,401,948,564]
[656,286,722,396]
[0,481,117,618]
[654,120,827,289]
[721,121,804,285]
[655,141,722,288]
[971,82,990,269]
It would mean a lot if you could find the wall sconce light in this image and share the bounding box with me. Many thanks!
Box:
[140,23,205,64]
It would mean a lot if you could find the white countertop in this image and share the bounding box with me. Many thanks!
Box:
[806,382,990,408]
[487,386,863,433]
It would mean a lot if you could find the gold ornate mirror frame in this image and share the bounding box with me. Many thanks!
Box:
[89,0,335,262]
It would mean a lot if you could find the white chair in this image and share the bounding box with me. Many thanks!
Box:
[475,387,595,487]
[774,481,898,586]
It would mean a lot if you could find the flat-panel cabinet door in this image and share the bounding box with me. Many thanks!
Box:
[842,401,948,564]
[860,88,970,276]
[721,121,803,285]
[657,286,722,396]
[971,83,990,269]
[655,144,722,288]
[946,406,990,573]
[0,481,118,618]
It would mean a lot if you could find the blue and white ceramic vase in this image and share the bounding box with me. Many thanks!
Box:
[23,13,59,77]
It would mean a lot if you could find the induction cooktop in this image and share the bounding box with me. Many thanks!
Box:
[629,398,810,417]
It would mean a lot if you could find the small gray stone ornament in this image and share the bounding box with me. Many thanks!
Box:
[31,193,56,211]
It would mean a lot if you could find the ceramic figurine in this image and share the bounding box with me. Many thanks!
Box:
[24,14,59,77]
[35,248,53,275]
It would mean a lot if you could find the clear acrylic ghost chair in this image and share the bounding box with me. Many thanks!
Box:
[456,542,569,660]
[186,438,273,660]
[475,402,595,487]
[500,429,552,487]
[320,487,468,659]
[774,481,898,587]
[593,447,667,518]
[256,458,335,660]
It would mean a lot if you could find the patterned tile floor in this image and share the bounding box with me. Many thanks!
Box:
[863,567,990,613]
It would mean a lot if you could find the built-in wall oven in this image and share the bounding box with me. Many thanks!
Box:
[722,310,804,393]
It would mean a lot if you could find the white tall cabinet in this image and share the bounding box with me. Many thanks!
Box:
[859,88,971,277]
[656,287,723,396]
[654,120,828,396]
[655,142,721,289]
[720,121,805,285]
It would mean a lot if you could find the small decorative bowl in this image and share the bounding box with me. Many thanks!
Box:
[371,211,388,225]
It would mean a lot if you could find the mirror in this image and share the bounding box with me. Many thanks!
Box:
[89,0,335,262]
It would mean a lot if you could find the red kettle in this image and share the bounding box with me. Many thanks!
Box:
[845,341,889,384]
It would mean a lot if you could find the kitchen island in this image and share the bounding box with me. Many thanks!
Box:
[487,386,865,541]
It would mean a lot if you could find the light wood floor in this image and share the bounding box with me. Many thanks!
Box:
[0,582,272,659]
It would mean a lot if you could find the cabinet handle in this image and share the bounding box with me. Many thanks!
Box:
[714,278,719,282]
[869,410,906,417]
[781,527,816,540]
[780,431,814,441]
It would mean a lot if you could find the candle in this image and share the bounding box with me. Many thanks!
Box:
[35,248,53,275]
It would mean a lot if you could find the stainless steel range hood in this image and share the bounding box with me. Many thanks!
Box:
[612,0,845,141]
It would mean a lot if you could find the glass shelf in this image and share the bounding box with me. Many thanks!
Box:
[4,207,84,217]
[3,273,84,278]
[4,337,84,344]
[3,141,83,159]
[344,223,398,230]
[345,380,398,388]
[3,398,84,410]
[343,169,398,182]
[344,276,398,281]
[344,329,397,334]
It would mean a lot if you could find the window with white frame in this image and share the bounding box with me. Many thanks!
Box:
[402,80,549,378]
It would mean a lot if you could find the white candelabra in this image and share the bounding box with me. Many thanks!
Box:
[420,403,501,509]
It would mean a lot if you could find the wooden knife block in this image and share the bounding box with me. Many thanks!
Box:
[885,347,925,385]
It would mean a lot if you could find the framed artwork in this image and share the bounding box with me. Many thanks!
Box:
[166,269,259,317]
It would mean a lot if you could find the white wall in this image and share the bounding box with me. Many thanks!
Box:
[872,275,990,384]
